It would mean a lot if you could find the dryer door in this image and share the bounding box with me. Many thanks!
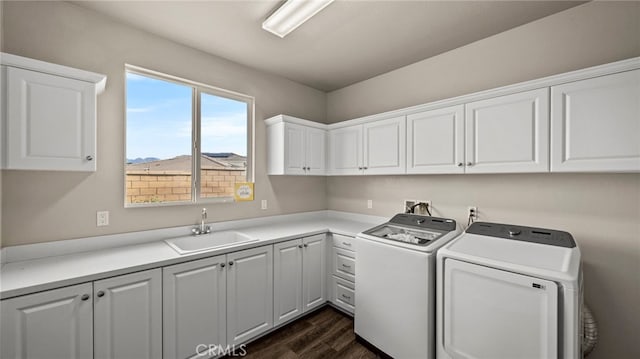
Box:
[443,259,558,359]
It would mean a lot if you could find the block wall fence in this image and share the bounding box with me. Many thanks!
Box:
[126,169,246,203]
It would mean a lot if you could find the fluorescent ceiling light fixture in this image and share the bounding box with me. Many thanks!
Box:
[262,0,335,38]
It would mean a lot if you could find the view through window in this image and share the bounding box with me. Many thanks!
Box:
[125,68,252,206]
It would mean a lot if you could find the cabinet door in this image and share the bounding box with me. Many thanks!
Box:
[273,239,303,326]
[551,70,640,172]
[0,283,93,359]
[363,116,406,174]
[302,234,326,312]
[305,127,326,175]
[465,88,549,173]
[94,269,162,359]
[328,125,363,175]
[283,123,306,175]
[163,256,226,359]
[407,105,465,174]
[227,245,274,345]
[6,67,96,171]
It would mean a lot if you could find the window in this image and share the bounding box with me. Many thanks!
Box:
[125,66,253,206]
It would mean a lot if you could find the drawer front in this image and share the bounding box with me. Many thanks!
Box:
[331,276,355,314]
[332,248,355,282]
[332,234,356,251]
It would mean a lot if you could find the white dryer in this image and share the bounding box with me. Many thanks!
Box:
[436,222,582,359]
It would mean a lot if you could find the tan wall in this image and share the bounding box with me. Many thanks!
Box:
[326,2,640,359]
[1,0,327,246]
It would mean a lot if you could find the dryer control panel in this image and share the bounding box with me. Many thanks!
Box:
[466,222,576,248]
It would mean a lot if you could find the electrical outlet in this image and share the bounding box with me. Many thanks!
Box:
[468,206,478,221]
[261,200,268,210]
[97,211,109,226]
[367,199,373,209]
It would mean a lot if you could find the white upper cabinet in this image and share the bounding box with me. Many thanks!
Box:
[363,116,406,175]
[464,88,550,173]
[328,124,363,175]
[407,105,465,174]
[1,53,106,171]
[266,115,326,175]
[551,69,640,172]
[328,116,406,175]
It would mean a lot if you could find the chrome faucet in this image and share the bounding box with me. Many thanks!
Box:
[192,208,211,235]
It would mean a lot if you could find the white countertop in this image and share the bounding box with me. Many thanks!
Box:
[0,211,385,299]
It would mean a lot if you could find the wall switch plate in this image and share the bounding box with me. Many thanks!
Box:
[367,199,373,209]
[261,200,268,210]
[97,211,109,226]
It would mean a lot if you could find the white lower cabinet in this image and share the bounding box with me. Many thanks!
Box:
[273,234,326,326]
[163,245,274,358]
[163,255,227,359]
[330,276,355,314]
[0,269,162,359]
[328,234,357,314]
[226,246,274,346]
[94,269,162,359]
[0,283,94,359]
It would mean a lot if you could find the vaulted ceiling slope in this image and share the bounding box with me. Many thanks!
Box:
[73,1,585,92]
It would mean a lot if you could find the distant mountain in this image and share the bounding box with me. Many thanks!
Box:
[126,157,160,164]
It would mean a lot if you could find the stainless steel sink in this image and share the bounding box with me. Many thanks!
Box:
[165,231,257,255]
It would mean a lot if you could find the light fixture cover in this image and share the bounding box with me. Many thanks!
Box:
[262,0,335,38]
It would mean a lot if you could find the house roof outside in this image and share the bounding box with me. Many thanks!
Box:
[127,153,246,174]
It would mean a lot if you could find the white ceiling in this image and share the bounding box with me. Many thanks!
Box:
[73,0,585,92]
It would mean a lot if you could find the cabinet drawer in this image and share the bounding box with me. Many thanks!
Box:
[331,276,355,314]
[332,234,356,251]
[332,248,355,282]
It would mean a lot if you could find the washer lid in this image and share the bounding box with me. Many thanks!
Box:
[467,222,576,248]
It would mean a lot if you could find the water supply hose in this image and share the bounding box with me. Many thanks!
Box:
[583,304,598,356]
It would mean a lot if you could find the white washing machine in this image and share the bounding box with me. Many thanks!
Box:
[355,213,461,358]
[436,222,582,359]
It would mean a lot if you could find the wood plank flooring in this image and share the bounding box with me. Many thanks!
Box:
[232,306,379,359]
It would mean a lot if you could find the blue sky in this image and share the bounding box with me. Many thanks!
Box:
[126,72,248,160]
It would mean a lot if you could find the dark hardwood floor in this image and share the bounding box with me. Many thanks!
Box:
[233,306,379,359]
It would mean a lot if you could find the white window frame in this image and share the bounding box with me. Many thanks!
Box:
[124,64,255,207]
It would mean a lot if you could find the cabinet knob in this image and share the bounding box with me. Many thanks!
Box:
[220,263,226,268]
[97,291,105,298]
[467,162,473,166]
[363,167,368,170]
[228,261,234,266]
[298,244,303,248]
[358,167,363,170]
[457,162,463,167]
[341,294,351,300]
[303,244,308,247]
[86,155,93,161]
[81,294,90,301]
